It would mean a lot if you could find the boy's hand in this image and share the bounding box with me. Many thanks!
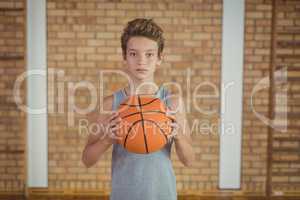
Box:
[99,111,122,144]
[166,108,182,142]
[167,119,184,142]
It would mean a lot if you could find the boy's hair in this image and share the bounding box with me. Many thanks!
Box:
[121,18,165,60]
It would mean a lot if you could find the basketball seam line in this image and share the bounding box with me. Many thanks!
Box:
[120,98,160,107]
[138,96,149,154]
[123,119,169,151]
[121,110,166,119]
[123,119,141,148]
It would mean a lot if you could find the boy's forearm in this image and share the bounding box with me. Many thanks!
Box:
[174,135,195,167]
[82,137,112,168]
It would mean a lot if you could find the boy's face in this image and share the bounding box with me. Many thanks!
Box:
[124,36,162,81]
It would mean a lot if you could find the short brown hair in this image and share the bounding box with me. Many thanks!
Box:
[121,18,165,60]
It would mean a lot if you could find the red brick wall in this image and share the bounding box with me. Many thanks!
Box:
[47,0,275,195]
[242,0,272,193]
[272,0,300,193]
[0,0,26,193]
[1,0,299,196]
[47,0,223,193]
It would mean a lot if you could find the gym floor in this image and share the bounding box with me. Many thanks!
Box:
[1,195,300,200]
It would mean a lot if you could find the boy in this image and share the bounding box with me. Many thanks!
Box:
[82,18,195,200]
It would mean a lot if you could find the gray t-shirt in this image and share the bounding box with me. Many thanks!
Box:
[110,86,177,200]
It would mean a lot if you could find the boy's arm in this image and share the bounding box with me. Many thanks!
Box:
[81,95,115,168]
[169,96,195,167]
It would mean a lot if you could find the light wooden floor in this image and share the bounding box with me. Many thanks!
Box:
[1,195,300,200]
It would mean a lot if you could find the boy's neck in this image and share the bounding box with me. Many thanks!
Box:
[124,81,160,96]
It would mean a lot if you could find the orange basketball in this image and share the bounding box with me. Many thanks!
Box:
[116,95,175,154]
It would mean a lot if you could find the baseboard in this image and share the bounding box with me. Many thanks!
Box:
[272,190,300,197]
[26,188,109,196]
[1,188,298,198]
[26,188,265,197]
[0,191,24,200]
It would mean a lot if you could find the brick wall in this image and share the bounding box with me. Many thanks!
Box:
[47,0,223,193]
[271,0,300,193]
[0,0,26,193]
[1,0,298,196]
[242,0,272,193]
[46,0,276,195]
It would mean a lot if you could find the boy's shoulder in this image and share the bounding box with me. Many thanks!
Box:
[101,87,124,111]
[102,94,114,111]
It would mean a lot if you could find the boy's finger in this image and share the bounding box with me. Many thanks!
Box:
[169,121,178,127]
[109,112,119,121]
[110,126,121,132]
[110,117,122,125]
[166,111,174,117]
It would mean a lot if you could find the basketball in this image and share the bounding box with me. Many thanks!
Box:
[116,95,175,154]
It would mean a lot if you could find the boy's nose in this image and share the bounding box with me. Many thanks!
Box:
[137,55,146,64]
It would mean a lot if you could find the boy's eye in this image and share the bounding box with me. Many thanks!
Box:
[129,52,136,56]
[146,53,154,57]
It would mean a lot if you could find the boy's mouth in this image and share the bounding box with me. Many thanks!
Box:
[136,68,148,72]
